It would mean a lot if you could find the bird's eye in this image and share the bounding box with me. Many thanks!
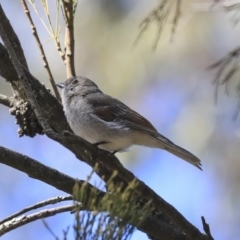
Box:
[72,79,78,85]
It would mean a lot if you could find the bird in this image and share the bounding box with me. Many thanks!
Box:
[56,76,202,170]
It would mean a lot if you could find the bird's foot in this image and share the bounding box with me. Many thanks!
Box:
[93,141,109,147]
[108,150,119,157]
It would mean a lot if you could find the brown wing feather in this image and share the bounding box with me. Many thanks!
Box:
[121,108,157,132]
[88,93,157,133]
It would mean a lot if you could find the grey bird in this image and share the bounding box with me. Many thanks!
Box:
[56,76,202,170]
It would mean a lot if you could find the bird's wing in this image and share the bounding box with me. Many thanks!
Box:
[87,93,158,133]
[87,93,202,170]
[87,93,184,145]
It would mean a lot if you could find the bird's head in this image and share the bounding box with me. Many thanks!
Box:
[56,76,100,101]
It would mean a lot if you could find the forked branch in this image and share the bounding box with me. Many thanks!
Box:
[0,204,75,236]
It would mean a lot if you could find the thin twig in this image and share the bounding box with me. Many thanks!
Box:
[0,196,73,225]
[21,0,61,102]
[208,46,240,115]
[0,205,75,236]
[62,0,76,77]
[153,0,173,51]
[72,0,78,16]
[28,0,66,61]
[62,226,70,240]
[133,0,169,48]
[201,216,214,240]
[0,94,12,107]
[171,0,181,41]
[42,0,66,61]
[134,0,183,50]
[42,219,59,240]
[28,0,51,35]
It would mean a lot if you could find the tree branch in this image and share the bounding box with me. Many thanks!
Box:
[0,46,70,134]
[208,46,240,119]
[0,94,12,107]
[0,204,75,236]
[21,0,61,102]
[62,0,76,77]
[134,0,183,50]
[0,16,28,71]
[27,0,66,62]
[0,145,186,240]
[201,217,214,240]
[0,42,18,81]
[0,196,73,225]
[0,145,103,197]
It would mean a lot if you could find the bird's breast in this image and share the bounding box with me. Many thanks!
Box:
[66,113,135,152]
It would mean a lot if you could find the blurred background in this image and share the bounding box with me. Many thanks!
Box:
[1,0,240,239]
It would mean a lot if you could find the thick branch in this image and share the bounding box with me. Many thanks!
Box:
[0,146,186,240]
[0,17,28,71]
[0,45,70,133]
[0,146,102,197]
[0,42,18,81]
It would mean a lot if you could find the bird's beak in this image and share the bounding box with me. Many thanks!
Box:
[56,83,65,89]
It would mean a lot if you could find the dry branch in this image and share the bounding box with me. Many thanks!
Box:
[0,94,12,107]
[0,204,75,236]
[0,196,73,225]
[0,146,101,197]
[21,0,61,102]
[62,0,76,77]
[27,0,66,61]
[201,217,214,240]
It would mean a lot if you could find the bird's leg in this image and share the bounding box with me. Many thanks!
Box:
[93,141,109,147]
[109,150,120,156]
[91,141,110,160]
[93,142,120,156]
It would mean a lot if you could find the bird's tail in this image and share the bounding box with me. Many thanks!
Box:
[165,143,202,170]
[154,135,202,170]
[136,129,202,170]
